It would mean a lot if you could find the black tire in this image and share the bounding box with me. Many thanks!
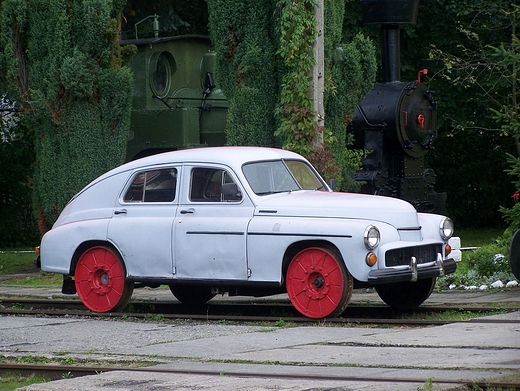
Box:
[375,277,436,311]
[509,230,520,280]
[169,285,216,306]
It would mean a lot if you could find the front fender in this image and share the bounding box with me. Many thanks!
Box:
[246,216,398,283]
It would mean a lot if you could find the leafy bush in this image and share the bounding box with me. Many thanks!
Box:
[466,240,511,277]
[438,232,517,289]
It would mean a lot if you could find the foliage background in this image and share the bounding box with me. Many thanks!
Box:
[208,0,278,147]
[0,0,135,238]
[1,0,519,247]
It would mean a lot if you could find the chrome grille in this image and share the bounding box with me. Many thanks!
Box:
[385,244,441,267]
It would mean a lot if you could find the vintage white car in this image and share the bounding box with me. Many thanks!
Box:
[39,146,456,318]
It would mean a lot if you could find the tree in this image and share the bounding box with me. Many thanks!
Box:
[493,3,520,232]
[421,0,517,227]
[207,0,376,187]
[0,0,135,234]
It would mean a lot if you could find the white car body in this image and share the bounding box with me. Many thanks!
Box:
[40,146,455,318]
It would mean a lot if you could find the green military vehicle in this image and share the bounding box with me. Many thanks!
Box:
[122,35,228,161]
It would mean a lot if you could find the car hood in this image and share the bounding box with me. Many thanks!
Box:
[253,190,419,228]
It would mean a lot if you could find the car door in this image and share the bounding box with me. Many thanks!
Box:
[107,166,180,278]
[174,165,252,280]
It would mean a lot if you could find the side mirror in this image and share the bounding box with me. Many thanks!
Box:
[329,178,337,191]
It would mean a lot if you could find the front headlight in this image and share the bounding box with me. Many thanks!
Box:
[364,225,380,250]
[440,217,454,240]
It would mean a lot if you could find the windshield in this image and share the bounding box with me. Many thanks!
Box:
[242,159,326,195]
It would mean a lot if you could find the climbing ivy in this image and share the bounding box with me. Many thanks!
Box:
[208,0,278,147]
[275,0,319,155]
[275,0,376,187]
[326,33,377,190]
[0,0,135,233]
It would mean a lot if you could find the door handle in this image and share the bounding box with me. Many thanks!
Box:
[180,208,195,215]
[114,209,127,215]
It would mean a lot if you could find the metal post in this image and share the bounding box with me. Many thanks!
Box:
[311,0,325,146]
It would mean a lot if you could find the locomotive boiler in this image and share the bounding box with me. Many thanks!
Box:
[120,34,228,161]
[349,0,446,213]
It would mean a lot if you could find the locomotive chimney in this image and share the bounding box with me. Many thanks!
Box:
[360,0,420,82]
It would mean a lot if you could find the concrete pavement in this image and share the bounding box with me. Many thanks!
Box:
[0,285,519,391]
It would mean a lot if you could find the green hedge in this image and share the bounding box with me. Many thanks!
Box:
[208,0,278,146]
[1,0,134,234]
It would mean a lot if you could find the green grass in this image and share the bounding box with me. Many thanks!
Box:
[0,250,61,286]
[0,373,51,391]
[0,251,38,275]
[456,227,505,247]
[0,272,62,286]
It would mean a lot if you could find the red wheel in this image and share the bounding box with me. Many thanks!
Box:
[286,247,353,319]
[74,246,134,312]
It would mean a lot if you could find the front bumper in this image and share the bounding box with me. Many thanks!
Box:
[367,254,456,286]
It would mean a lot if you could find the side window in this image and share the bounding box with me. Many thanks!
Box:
[123,168,177,203]
[190,167,242,202]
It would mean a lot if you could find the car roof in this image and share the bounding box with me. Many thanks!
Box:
[71,147,308,202]
[86,147,306,187]
[118,147,305,173]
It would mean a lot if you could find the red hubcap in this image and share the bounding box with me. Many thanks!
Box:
[75,247,126,312]
[286,247,347,318]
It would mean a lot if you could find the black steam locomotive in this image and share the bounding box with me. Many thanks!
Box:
[123,0,445,213]
[349,0,445,214]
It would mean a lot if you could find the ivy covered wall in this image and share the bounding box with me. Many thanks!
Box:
[208,0,278,147]
[323,0,376,190]
[208,0,377,189]
[0,0,135,233]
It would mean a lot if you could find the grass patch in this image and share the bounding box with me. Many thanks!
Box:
[456,227,505,247]
[0,372,51,391]
[0,272,62,286]
[397,308,508,322]
[0,249,61,286]
[0,354,162,391]
[0,251,38,275]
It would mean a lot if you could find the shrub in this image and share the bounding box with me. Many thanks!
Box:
[438,232,517,289]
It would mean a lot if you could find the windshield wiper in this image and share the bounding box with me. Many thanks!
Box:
[256,190,295,195]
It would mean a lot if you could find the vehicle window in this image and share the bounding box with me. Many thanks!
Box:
[243,160,325,195]
[190,167,242,202]
[123,168,177,202]
[285,160,325,190]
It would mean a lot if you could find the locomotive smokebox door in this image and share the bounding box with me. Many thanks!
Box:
[397,82,437,158]
[351,81,436,159]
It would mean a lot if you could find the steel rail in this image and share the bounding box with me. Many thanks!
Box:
[1,297,518,312]
[1,306,519,326]
[0,363,519,390]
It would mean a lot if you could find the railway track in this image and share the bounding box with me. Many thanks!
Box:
[1,297,518,326]
[1,362,519,390]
